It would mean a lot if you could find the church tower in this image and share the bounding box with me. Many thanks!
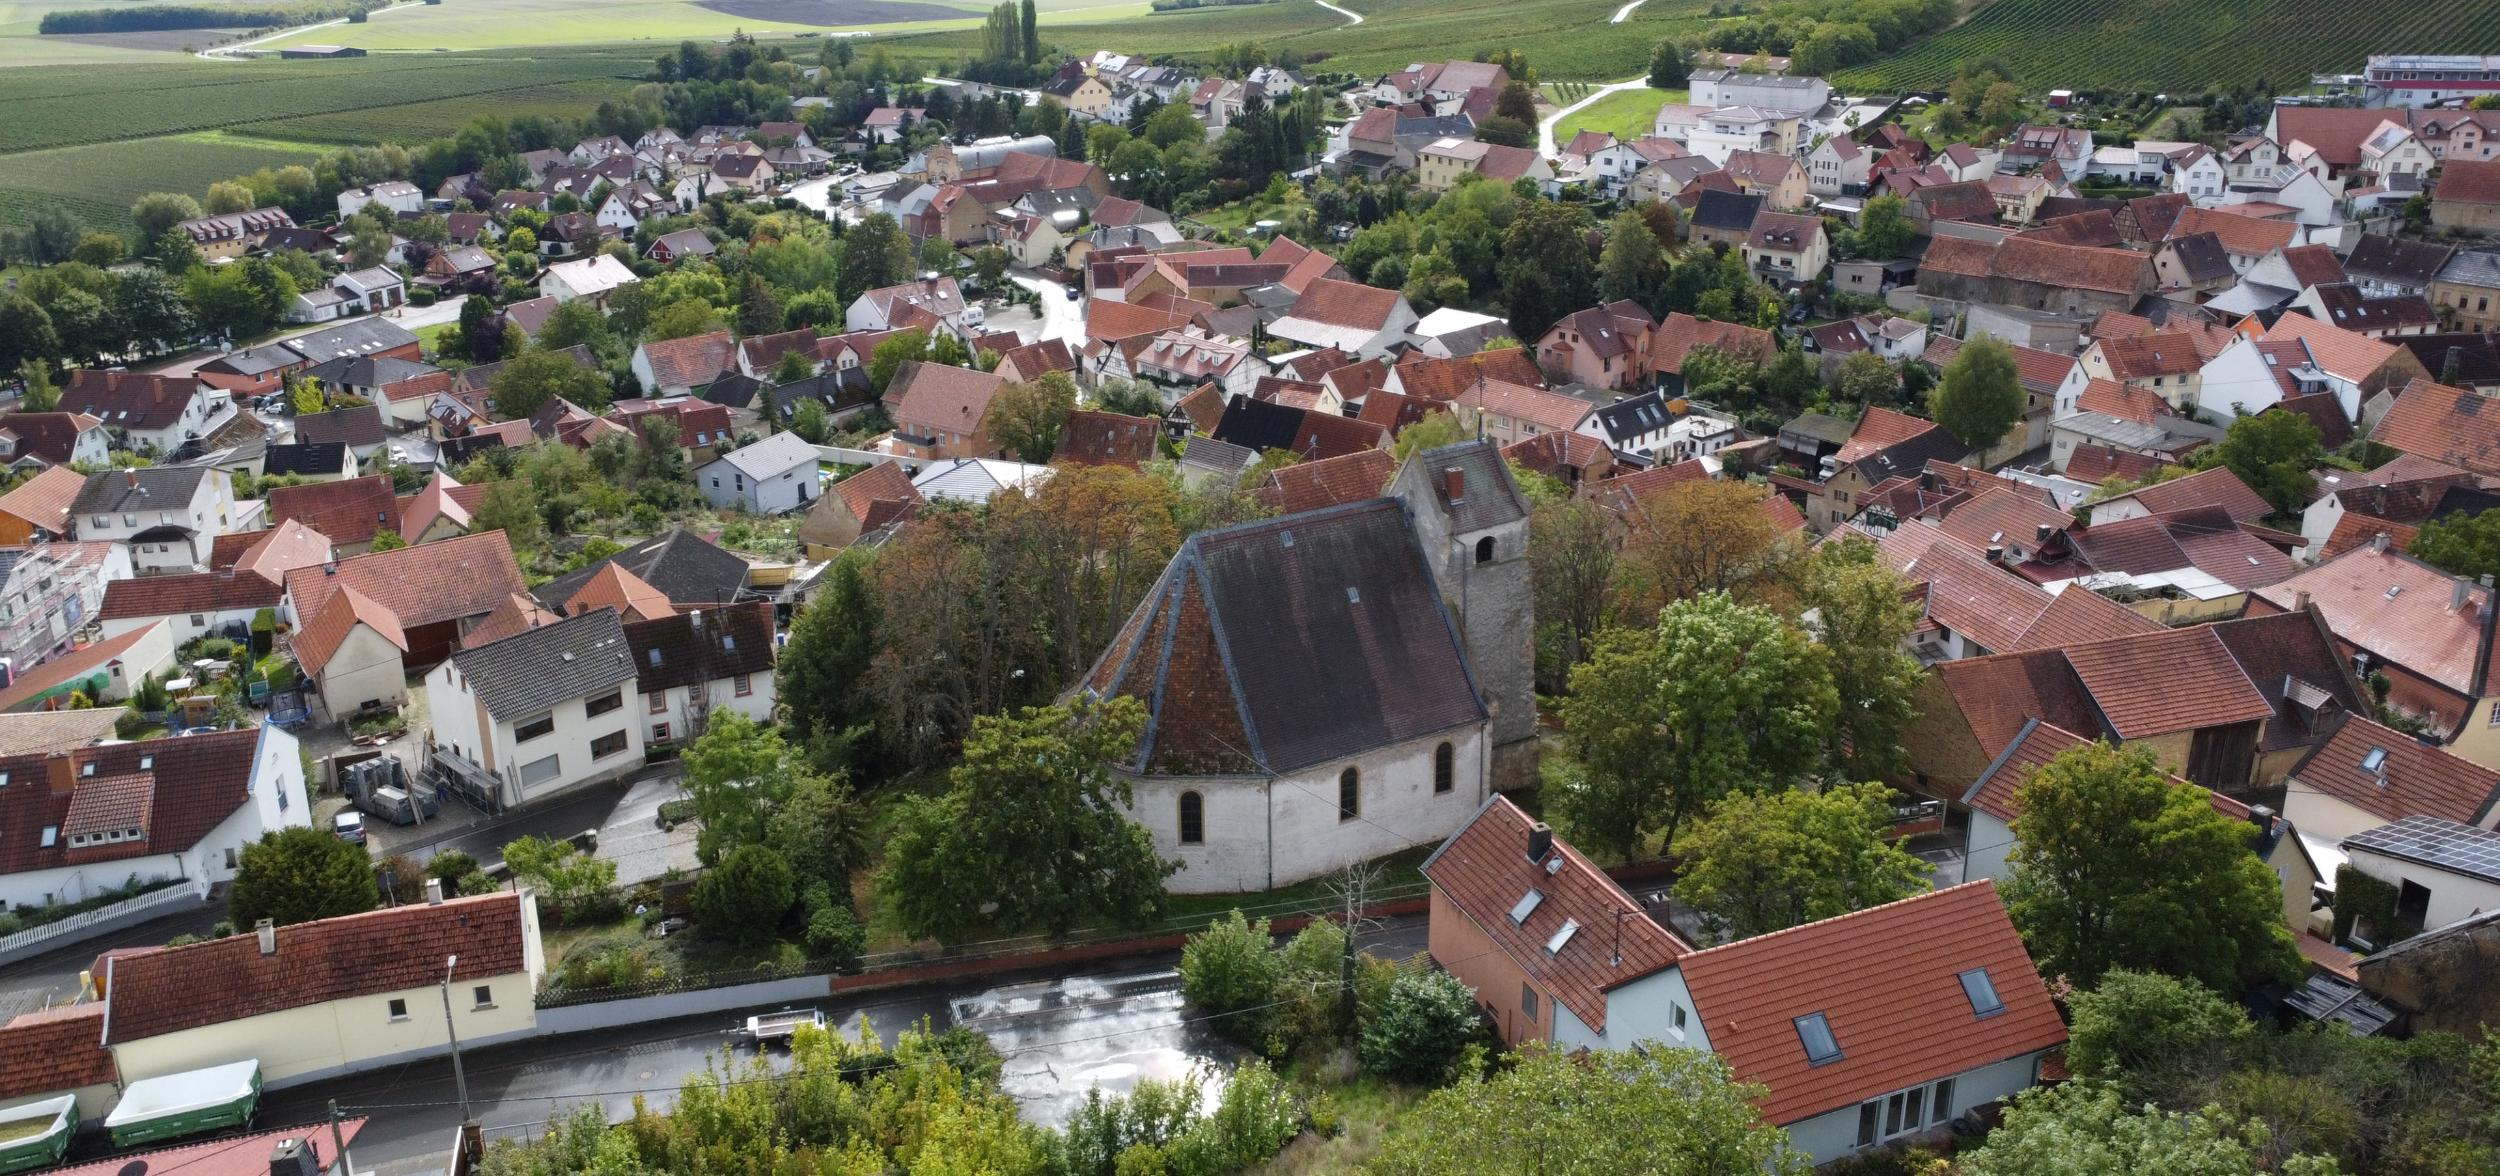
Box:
[1391,439,1538,790]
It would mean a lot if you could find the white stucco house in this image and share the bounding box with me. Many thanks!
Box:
[695,431,819,515]
[621,601,779,749]
[98,891,544,1089]
[538,254,640,307]
[424,608,643,809]
[0,724,308,913]
[68,466,235,575]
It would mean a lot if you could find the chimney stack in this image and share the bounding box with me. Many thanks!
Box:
[1443,467,1466,504]
[267,1139,318,1176]
[2295,589,2312,612]
[1985,545,2004,563]
[2373,531,2392,552]
[2455,576,2473,612]
[255,918,277,957]
[125,469,138,490]
[2247,803,2277,833]
[426,877,445,905]
[2035,523,2053,543]
[1526,821,1553,864]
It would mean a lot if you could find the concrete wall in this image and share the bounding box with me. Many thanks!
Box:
[536,973,830,1034]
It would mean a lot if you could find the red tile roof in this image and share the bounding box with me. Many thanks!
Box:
[1676,882,2066,1125]
[1914,542,2055,653]
[285,530,526,653]
[1053,409,1161,469]
[98,567,285,621]
[1460,379,1593,433]
[0,1004,115,1100]
[1086,298,1191,343]
[2108,466,2270,522]
[2171,206,2297,257]
[1259,448,1395,514]
[0,728,265,880]
[636,330,735,390]
[831,460,922,534]
[2319,511,2419,560]
[2373,378,2500,477]
[2074,377,2168,425]
[1422,796,1690,1034]
[2098,332,2207,380]
[2063,625,2276,738]
[1648,313,1776,376]
[2262,313,2402,383]
[0,464,85,535]
[268,475,401,546]
[2290,711,2500,827]
[2063,444,2168,486]
[1285,277,1403,331]
[1834,406,1942,464]
[886,361,1008,439]
[104,893,528,1043]
[2011,585,2161,651]
[2252,542,2491,694]
[0,622,167,713]
[2437,158,2500,207]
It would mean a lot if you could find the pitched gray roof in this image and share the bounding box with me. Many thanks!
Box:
[449,607,635,719]
[1411,439,1528,533]
[2438,248,2500,290]
[533,528,749,610]
[707,430,819,479]
[70,466,210,516]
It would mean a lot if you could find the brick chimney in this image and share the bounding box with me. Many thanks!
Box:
[1442,466,1466,504]
[1526,820,1552,863]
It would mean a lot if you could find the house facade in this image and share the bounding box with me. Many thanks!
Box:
[424,609,643,809]
[695,431,820,515]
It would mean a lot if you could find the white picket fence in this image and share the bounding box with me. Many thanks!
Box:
[0,877,212,966]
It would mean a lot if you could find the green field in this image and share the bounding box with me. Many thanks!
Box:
[1834,0,2500,92]
[1553,85,1683,143]
[0,47,644,234]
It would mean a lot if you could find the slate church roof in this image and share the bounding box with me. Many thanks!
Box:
[1077,498,1485,775]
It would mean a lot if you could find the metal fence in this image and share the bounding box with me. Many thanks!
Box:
[0,877,212,966]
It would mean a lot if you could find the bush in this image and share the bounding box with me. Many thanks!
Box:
[805,904,865,969]
[1179,911,1285,1047]
[374,853,425,905]
[1358,969,1482,1084]
[2066,969,2250,1095]
[692,844,796,944]
[427,850,480,883]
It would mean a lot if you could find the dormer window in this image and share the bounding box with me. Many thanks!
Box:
[1958,968,2005,1018]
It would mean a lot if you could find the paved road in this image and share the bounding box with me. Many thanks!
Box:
[1610,0,1645,20]
[0,903,229,1017]
[1538,76,1654,155]
[261,914,1427,1175]
[195,0,422,57]
[1314,0,1363,24]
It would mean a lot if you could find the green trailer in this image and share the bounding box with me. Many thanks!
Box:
[102,1059,261,1149]
[0,1094,76,1175]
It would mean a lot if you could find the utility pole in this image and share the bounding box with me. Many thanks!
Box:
[327,1099,352,1176]
[440,955,472,1125]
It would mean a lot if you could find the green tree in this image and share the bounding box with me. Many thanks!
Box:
[2065,970,2252,1096]
[290,375,327,417]
[532,299,614,357]
[488,347,610,419]
[1649,39,1693,88]
[1557,594,1838,860]
[0,298,57,372]
[1834,349,1898,404]
[70,232,124,268]
[2206,409,2320,515]
[130,192,203,242]
[500,834,617,921]
[877,696,1173,942]
[1493,81,1538,124]
[2413,507,2500,583]
[1958,1083,2340,1176]
[229,826,379,927]
[837,213,915,304]
[1369,1044,1808,1176]
[693,844,797,945]
[779,550,881,744]
[1178,909,1286,1046]
[680,711,797,866]
[1801,541,1923,777]
[17,359,59,412]
[368,529,408,551]
[1979,80,2024,128]
[985,370,1077,463]
[645,297,724,342]
[868,328,930,392]
[1357,969,1482,1084]
[1672,783,1931,943]
[1389,410,1469,461]
[1857,193,1914,258]
[1598,207,1666,309]
[772,347,816,386]
[1020,0,1038,60]
[2003,741,2302,992]
[1498,198,1597,345]
[1929,333,2026,451]
[474,480,544,554]
[765,773,866,897]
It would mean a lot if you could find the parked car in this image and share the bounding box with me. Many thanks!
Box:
[331,809,367,845]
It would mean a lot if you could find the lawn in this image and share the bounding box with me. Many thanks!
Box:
[235,0,1157,54]
[1553,84,1683,144]
[0,131,329,237]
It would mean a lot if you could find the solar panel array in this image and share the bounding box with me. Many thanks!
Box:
[2346,815,2500,883]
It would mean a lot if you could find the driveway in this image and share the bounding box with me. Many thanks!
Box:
[1009,271,1084,348]
[368,766,696,884]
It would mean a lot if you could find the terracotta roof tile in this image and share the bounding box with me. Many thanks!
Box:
[636,330,736,390]
[1935,648,2108,756]
[104,893,528,1043]
[285,530,526,657]
[2280,244,2350,289]
[2319,511,2419,560]
[1422,796,1689,1035]
[0,464,86,534]
[2171,206,2297,257]
[2291,711,2500,827]
[2373,378,2500,476]
[1053,409,1161,468]
[2263,313,2401,383]
[0,623,166,712]
[1914,542,2055,653]
[1285,277,1402,331]
[2111,466,2270,522]
[2253,542,2490,694]
[2075,377,2169,424]
[2098,332,2208,380]
[1086,298,1191,343]
[0,728,263,881]
[1676,882,2066,1125]
[1459,379,1593,433]
[2062,625,2277,738]
[0,1005,115,1100]
[268,475,401,546]
[98,568,285,622]
[887,361,1008,440]
[2437,158,2500,207]
[1648,312,1777,376]
[1991,236,2152,296]
[2063,444,2167,486]
[2010,585,2162,650]
[1259,448,1395,514]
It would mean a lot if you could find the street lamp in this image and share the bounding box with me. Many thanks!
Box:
[440,954,472,1124]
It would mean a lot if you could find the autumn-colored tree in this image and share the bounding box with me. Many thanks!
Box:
[1613,479,1797,616]
[984,370,1078,463]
